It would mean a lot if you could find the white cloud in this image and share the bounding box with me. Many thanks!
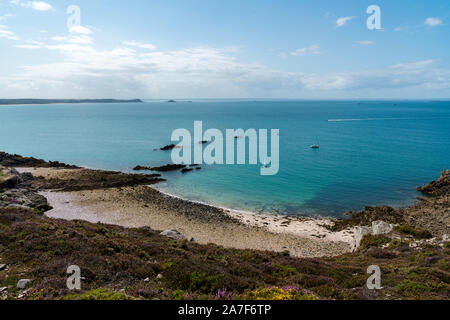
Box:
[11,1,52,11]
[1,22,449,99]
[425,17,443,27]
[390,59,435,70]
[336,16,355,28]
[290,44,320,56]
[48,26,95,46]
[2,35,448,99]
[0,24,20,40]
[27,1,52,11]
[15,44,40,49]
[356,40,374,46]
[123,41,156,50]
[0,13,14,21]
[69,25,92,35]
[52,34,94,45]
[299,60,450,92]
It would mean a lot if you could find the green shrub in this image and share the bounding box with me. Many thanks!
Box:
[171,289,186,300]
[360,234,390,249]
[273,264,298,277]
[394,280,444,297]
[189,271,223,294]
[241,287,318,300]
[394,225,432,239]
[63,288,133,300]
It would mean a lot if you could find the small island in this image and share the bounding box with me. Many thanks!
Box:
[0,99,143,105]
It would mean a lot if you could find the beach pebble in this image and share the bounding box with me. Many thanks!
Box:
[160,230,184,240]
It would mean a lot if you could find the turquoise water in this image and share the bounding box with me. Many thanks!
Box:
[0,100,449,217]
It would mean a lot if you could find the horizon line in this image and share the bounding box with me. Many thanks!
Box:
[2,98,450,101]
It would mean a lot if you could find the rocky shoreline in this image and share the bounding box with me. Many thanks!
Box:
[0,152,449,300]
[0,152,79,169]
[0,152,448,252]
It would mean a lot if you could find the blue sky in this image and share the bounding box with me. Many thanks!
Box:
[0,0,449,99]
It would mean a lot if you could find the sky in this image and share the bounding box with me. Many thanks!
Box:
[0,0,449,99]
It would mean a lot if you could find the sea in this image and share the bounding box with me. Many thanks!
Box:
[1,100,449,217]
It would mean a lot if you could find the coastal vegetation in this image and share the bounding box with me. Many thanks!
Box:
[0,205,448,300]
[0,152,448,300]
[394,225,433,239]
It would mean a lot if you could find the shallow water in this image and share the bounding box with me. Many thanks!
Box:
[1,100,449,217]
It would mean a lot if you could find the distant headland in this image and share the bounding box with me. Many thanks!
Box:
[0,99,143,105]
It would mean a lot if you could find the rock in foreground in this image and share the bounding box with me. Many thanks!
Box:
[17,279,32,290]
[160,230,185,240]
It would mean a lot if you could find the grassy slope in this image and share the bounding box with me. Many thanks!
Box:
[0,207,448,300]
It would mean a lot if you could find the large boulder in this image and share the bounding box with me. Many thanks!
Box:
[372,221,394,235]
[351,221,395,251]
[0,166,20,190]
[0,188,52,212]
[160,230,185,240]
[351,226,372,252]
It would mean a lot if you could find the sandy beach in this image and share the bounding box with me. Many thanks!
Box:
[16,167,354,258]
[11,165,448,259]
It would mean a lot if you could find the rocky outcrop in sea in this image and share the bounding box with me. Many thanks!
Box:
[0,152,79,169]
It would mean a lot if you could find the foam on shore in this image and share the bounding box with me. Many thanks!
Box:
[153,185,357,245]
